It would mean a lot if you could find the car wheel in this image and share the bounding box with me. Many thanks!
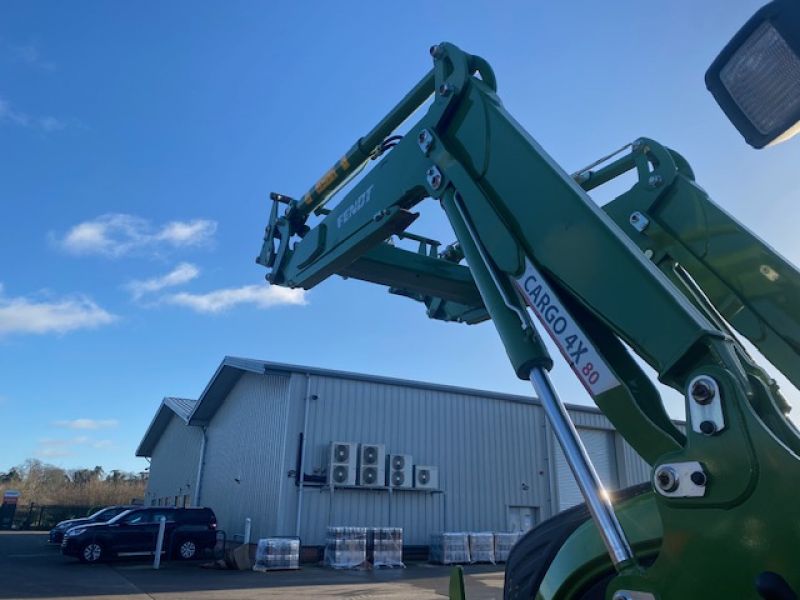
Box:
[79,542,103,563]
[177,539,197,560]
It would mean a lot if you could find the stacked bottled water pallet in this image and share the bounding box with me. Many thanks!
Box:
[430,531,524,564]
[324,526,368,569]
[468,532,496,564]
[369,527,404,568]
[494,532,523,563]
[429,532,471,564]
[253,537,300,571]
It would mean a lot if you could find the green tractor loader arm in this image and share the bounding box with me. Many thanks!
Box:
[257,41,800,599]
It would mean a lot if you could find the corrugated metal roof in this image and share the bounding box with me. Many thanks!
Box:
[164,397,197,421]
[139,355,684,458]
[187,355,571,426]
[136,397,197,457]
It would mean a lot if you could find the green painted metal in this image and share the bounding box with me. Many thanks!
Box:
[257,42,800,598]
[449,566,467,600]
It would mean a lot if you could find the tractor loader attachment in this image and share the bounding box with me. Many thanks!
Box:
[258,42,800,599]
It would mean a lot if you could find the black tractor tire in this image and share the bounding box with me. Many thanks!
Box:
[504,483,652,600]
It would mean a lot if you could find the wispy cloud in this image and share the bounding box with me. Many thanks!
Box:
[5,40,55,70]
[55,214,217,258]
[0,96,67,132]
[125,263,200,299]
[0,284,116,337]
[53,418,119,431]
[165,284,306,314]
[35,435,114,458]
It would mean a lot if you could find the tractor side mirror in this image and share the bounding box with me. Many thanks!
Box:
[706,0,800,148]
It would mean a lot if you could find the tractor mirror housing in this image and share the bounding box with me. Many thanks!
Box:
[706,0,800,148]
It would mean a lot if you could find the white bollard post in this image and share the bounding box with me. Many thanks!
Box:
[153,516,166,569]
[243,517,252,546]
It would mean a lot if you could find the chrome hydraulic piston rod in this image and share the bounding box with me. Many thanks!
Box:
[529,367,635,568]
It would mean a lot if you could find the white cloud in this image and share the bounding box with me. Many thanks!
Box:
[53,418,119,430]
[0,284,116,336]
[56,213,217,258]
[165,284,306,314]
[37,446,72,458]
[0,96,66,131]
[6,40,55,70]
[35,435,113,459]
[126,263,200,299]
[157,221,216,245]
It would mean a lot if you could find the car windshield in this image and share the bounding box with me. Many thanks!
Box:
[88,507,114,520]
[107,509,135,524]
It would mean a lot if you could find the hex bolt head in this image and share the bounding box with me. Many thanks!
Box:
[655,466,679,493]
[690,471,707,486]
[690,377,716,405]
[429,45,443,58]
[648,174,663,188]
[426,166,443,190]
[417,129,434,154]
[439,83,453,96]
[629,211,650,232]
[699,420,717,435]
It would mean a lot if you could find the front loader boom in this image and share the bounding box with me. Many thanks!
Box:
[257,43,800,599]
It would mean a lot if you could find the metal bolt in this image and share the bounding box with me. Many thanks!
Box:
[700,420,717,435]
[644,249,654,259]
[690,377,716,405]
[631,139,644,152]
[417,129,434,154]
[426,166,443,190]
[629,211,650,232]
[655,466,679,492]
[439,83,453,96]
[429,45,443,58]
[690,471,707,486]
[648,174,663,188]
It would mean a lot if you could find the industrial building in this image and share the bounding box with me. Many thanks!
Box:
[136,356,654,549]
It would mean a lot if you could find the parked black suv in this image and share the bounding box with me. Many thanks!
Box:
[61,507,217,563]
[49,505,137,544]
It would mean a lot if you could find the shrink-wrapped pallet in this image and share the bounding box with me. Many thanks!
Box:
[324,526,367,569]
[468,532,496,564]
[494,532,522,563]
[253,537,300,571]
[429,532,470,564]
[369,527,404,568]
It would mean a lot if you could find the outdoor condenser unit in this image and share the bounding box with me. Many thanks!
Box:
[328,441,358,486]
[358,443,386,487]
[386,453,413,488]
[413,465,439,490]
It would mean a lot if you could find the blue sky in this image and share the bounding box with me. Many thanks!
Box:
[2,1,798,473]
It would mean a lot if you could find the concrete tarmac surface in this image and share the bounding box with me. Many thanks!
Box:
[0,532,505,600]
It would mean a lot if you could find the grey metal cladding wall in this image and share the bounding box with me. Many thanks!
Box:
[566,407,653,489]
[199,372,291,540]
[617,434,652,487]
[294,373,548,546]
[146,414,202,504]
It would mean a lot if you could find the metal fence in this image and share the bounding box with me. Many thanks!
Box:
[11,504,95,530]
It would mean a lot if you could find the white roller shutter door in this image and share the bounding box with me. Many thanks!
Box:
[554,428,618,511]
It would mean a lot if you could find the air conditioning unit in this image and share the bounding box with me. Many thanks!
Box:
[413,465,439,490]
[358,443,386,487]
[329,442,357,486]
[386,454,413,488]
